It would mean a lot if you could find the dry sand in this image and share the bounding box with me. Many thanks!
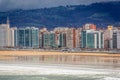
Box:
[0,50,120,57]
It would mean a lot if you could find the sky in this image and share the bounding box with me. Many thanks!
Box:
[0,0,119,11]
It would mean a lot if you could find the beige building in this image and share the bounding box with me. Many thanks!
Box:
[0,24,10,47]
[54,27,68,47]
[76,28,82,48]
[104,29,113,49]
[0,18,14,48]
[66,28,79,48]
[9,28,16,47]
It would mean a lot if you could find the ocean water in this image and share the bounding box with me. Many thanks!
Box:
[0,75,120,80]
[0,75,114,80]
[0,54,120,80]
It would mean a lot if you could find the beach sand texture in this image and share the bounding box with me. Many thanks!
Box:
[0,50,120,57]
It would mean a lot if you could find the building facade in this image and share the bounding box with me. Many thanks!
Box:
[83,24,96,30]
[0,18,14,48]
[59,33,66,48]
[0,24,10,47]
[39,31,57,49]
[112,30,120,49]
[14,27,39,48]
[81,30,104,49]
[104,26,114,49]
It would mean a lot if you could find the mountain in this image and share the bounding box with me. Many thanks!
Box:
[0,1,120,29]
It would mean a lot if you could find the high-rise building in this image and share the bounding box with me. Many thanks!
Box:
[112,30,120,49]
[54,27,68,48]
[104,29,113,49]
[81,30,104,49]
[39,28,56,48]
[66,28,77,48]
[14,27,39,48]
[0,24,9,47]
[59,33,66,48]
[55,31,60,47]
[117,30,120,49]
[0,17,13,48]
[42,31,56,48]
[39,28,48,48]
[76,28,82,48]
[9,28,15,47]
[113,31,117,49]
[42,32,50,48]
[49,32,56,48]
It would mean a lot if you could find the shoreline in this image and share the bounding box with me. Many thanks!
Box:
[0,50,120,57]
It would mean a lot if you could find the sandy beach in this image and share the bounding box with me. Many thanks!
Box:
[0,50,120,57]
[0,50,120,80]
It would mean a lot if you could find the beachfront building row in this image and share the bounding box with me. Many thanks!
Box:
[39,26,104,49]
[0,20,120,49]
[0,19,39,48]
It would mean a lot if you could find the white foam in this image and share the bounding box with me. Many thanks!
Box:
[0,64,110,75]
[102,77,120,80]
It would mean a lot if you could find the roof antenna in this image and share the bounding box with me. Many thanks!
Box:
[7,16,10,25]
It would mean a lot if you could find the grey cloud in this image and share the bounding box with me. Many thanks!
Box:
[0,0,119,11]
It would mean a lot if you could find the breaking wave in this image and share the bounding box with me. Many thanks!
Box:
[0,64,119,75]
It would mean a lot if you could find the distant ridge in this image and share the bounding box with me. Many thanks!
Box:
[0,1,120,29]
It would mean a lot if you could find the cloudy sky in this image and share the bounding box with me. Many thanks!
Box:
[0,0,118,11]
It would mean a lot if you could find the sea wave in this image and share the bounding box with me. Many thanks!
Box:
[101,77,120,80]
[0,64,115,75]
